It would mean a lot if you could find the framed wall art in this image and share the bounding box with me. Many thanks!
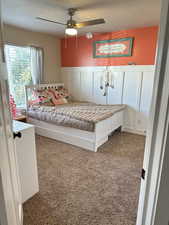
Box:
[93,37,134,58]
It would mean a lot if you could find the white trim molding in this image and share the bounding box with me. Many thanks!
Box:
[61,65,155,72]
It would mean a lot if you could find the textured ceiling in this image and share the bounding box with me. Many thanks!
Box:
[3,0,161,37]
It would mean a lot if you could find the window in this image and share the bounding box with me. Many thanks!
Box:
[5,45,32,107]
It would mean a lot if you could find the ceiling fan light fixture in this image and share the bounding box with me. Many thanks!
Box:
[37,8,105,37]
[65,28,77,36]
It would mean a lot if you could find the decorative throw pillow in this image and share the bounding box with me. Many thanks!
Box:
[34,89,54,106]
[57,87,70,99]
[49,89,68,105]
[30,87,70,106]
[28,98,40,106]
[48,88,60,99]
[48,87,69,105]
[54,98,68,105]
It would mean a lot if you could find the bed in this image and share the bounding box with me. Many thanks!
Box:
[25,83,125,152]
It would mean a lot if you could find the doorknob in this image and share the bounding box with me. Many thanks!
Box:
[13,132,22,139]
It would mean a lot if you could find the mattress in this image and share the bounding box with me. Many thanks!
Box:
[27,102,125,132]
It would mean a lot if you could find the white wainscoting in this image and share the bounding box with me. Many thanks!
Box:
[61,65,155,135]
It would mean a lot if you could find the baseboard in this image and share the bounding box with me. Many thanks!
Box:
[122,127,146,136]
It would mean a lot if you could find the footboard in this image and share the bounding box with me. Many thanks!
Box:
[94,110,124,151]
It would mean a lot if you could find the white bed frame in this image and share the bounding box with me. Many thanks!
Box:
[25,83,124,152]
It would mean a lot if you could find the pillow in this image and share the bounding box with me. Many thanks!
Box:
[28,98,40,106]
[29,87,70,106]
[45,89,59,105]
[57,87,70,99]
[48,88,61,99]
[33,89,54,106]
[48,87,69,105]
[54,98,68,105]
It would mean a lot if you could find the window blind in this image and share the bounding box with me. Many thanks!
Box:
[5,45,32,107]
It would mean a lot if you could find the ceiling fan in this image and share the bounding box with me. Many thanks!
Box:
[37,8,105,36]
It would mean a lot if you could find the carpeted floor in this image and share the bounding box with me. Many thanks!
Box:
[23,132,145,225]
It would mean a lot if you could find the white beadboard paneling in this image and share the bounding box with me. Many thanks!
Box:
[62,65,155,72]
[93,71,107,104]
[61,70,69,90]
[68,71,81,101]
[123,107,137,132]
[135,71,155,133]
[108,65,155,72]
[80,71,93,102]
[107,71,124,104]
[123,71,142,109]
[123,71,142,130]
[61,66,155,135]
[135,111,147,134]
[140,71,155,116]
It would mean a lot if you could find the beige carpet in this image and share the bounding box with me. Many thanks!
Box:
[23,132,145,225]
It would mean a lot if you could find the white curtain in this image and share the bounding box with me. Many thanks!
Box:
[30,46,44,84]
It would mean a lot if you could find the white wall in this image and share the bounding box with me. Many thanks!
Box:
[4,24,61,83]
[61,65,155,135]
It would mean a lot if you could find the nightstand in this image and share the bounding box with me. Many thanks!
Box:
[13,121,39,203]
[14,115,27,122]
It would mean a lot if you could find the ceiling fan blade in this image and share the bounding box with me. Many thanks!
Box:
[75,19,105,28]
[36,17,66,26]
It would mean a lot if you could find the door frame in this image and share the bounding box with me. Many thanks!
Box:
[0,53,22,225]
[0,0,22,224]
[136,0,169,224]
[1,0,169,224]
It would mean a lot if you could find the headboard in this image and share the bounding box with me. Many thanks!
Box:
[25,83,64,110]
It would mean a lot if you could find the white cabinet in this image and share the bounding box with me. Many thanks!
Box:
[107,71,124,104]
[13,121,39,203]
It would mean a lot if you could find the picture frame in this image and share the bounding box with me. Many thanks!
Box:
[93,37,134,58]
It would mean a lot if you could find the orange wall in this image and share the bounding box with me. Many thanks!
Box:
[61,26,158,67]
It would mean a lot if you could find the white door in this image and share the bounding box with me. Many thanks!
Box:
[136,0,169,224]
[107,71,124,104]
[0,3,23,225]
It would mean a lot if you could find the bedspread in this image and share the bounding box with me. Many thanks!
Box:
[27,102,125,132]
